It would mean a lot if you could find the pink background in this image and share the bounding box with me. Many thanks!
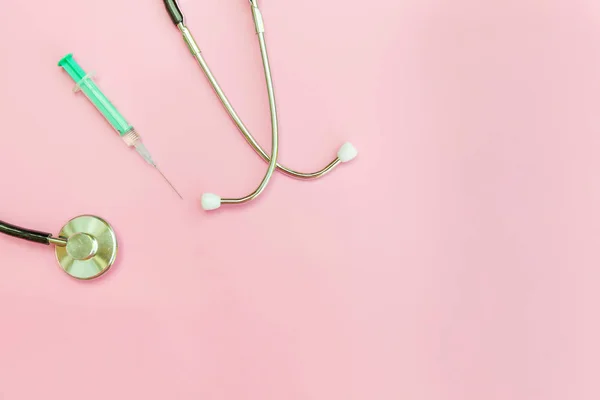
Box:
[0,0,599,398]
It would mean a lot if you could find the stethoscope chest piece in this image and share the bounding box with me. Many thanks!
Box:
[55,215,118,280]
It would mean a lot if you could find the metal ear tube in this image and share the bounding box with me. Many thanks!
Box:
[163,0,358,211]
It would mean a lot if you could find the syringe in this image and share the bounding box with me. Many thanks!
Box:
[58,54,183,199]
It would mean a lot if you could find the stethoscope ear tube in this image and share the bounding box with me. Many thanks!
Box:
[0,220,53,245]
[165,0,358,210]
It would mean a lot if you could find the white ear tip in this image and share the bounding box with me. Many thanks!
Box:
[201,193,222,211]
[337,142,358,163]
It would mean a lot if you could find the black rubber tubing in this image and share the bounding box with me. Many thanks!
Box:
[164,0,185,25]
[0,220,52,245]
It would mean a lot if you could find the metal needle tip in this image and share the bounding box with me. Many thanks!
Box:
[156,166,183,200]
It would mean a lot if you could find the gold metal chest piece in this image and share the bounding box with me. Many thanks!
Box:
[55,215,118,280]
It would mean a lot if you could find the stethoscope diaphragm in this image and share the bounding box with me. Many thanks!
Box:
[55,215,118,280]
[0,215,117,280]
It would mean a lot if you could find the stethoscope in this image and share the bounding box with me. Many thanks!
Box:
[163,0,358,211]
[0,216,117,280]
[0,1,358,279]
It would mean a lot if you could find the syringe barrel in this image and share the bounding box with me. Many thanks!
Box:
[58,54,133,136]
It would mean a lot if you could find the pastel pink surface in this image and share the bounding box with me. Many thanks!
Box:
[0,0,598,398]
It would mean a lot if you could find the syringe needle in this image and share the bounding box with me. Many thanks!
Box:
[156,167,183,200]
